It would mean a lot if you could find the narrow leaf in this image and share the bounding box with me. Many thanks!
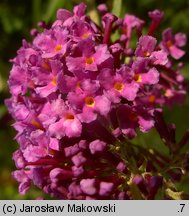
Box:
[112,0,122,17]
[43,0,65,23]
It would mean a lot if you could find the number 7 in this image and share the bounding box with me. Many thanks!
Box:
[180,204,185,212]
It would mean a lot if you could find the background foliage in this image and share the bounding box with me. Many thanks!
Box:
[0,0,189,199]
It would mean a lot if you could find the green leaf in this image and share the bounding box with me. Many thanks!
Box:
[175,173,189,194]
[112,0,122,17]
[0,105,7,119]
[129,183,144,199]
[165,188,189,200]
[43,0,67,23]
[32,0,42,25]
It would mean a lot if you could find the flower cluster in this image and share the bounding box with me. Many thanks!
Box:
[6,3,187,199]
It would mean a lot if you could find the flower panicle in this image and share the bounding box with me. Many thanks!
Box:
[5,3,187,200]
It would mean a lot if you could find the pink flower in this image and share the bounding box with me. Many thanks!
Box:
[66,38,113,77]
[48,112,82,139]
[135,35,168,65]
[161,28,187,59]
[98,67,139,103]
[132,58,159,85]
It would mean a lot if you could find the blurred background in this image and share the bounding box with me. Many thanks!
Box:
[0,0,189,199]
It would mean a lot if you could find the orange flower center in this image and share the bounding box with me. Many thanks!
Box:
[166,40,173,48]
[129,112,138,122]
[148,95,156,103]
[85,97,95,107]
[76,81,81,89]
[41,60,51,71]
[133,74,142,82]
[65,114,75,120]
[82,32,90,39]
[51,76,57,86]
[54,44,62,52]
[85,57,94,65]
[143,51,150,57]
[31,119,43,130]
[114,82,124,92]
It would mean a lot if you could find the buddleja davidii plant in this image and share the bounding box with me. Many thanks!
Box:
[5,2,188,199]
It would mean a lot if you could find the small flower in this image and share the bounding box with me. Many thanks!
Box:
[132,58,159,85]
[80,179,97,196]
[161,28,187,59]
[66,38,113,77]
[98,67,139,103]
[135,35,168,65]
[89,139,107,154]
[33,27,68,58]
[117,104,155,138]
[48,111,82,139]
[12,170,31,195]
[148,9,164,36]
[122,15,144,40]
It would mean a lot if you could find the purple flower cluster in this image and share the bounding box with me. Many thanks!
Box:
[6,3,187,199]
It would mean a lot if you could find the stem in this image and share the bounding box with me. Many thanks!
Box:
[178,129,189,149]
[160,73,178,86]
[174,129,189,153]
[103,22,113,44]
[119,138,140,174]
[154,111,171,144]
[148,22,159,36]
[26,158,59,166]
[102,14,117,44]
